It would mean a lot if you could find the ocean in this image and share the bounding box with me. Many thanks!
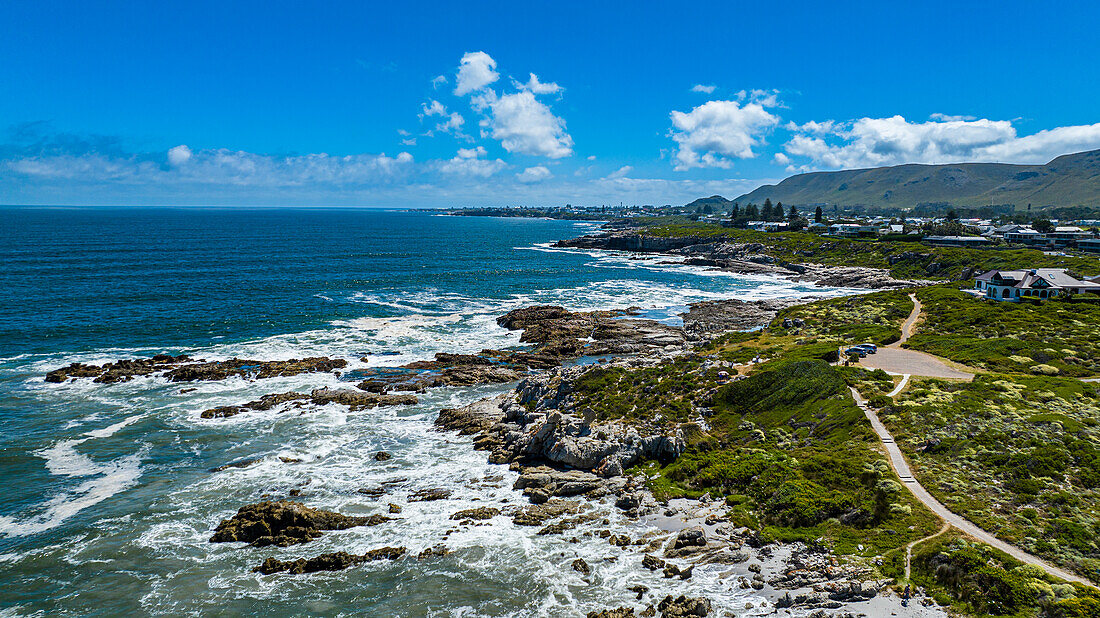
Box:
[0,208,857,616]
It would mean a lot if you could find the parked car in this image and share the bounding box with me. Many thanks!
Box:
[844,347,867,358]
[853,343,877,354]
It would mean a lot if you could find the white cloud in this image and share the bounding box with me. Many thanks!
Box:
[419,100,467,137]
[515,73,562,95]
[516,165,552,183]
[431,74,447,89]
[772,152,790,166]
[668,100,780,170]
[454,51,499,96]
[481,90,573,158]
[586,155,596,161]
[606,165,633,179]
[691,84,716,94]
[167,144,191,166]
[782,115,1100,169]
[7,148,414,186]
[438,146,506,177]
[929,113,976,122]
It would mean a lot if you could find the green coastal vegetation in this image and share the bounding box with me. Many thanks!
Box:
[640,222,1099,281]
[907,285,1100,376]
[568,273,1100,614]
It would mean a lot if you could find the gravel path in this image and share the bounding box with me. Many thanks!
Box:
[857,293,974,380]
[851,293,1094,586]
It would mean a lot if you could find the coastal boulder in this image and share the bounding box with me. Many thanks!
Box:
[210,500,372,547]
[253,548,405,574]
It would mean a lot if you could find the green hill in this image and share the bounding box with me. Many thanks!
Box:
[734,149,1100,210]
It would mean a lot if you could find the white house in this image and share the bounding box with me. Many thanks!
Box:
[973,268,1100,301]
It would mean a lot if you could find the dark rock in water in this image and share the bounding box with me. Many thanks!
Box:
[450,507,500,521]
[166,357,347,382]
[587,609,633,618]
[496,305,574,330]
[615,493,642,511]
[656,595,711,617]
[512,499,587,526]
[672,527,706,550]
[437,397,507,436]
[417,545,449,560]
[388,503,402,514]
[572,557,591,575]
[514,466,605,500]
[201,389,415,419]
[408,488,452,502]
[642,554,666,571]
[201,392,312,419]
[209,456,264,472]
[357,487,386,498]
[309,387,417,411]
[45,355,192,383]
[374,451,392,461]
[629,585,649,600]
[253,548,405,574]
[358,380,388,393]
[210,500,372,547]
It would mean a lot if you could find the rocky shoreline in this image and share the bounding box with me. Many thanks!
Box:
[557,232,923,290]
[40,264,937,615]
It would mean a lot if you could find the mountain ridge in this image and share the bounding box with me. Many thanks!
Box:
[732,149,1100,210]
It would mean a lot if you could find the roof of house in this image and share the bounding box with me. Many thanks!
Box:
[975,268,1100,290]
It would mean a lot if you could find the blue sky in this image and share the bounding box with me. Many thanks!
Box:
[3,0,1100,207]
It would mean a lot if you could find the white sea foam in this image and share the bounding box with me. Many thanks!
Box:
[0,239,881,614]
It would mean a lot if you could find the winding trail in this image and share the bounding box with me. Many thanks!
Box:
[850,293,1093,586]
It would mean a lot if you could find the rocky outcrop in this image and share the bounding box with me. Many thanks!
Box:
[166,357,347,382]
[253,548,405,574]
[46,355,346,384]
[512,499,588,526]
[450,507,500,521]
[656,595,711,617]
[209,500,379,547]
[555,233,706,253]
[496,306,685,360]
[680,298,806,338]
[200,389,417,418]
[586,609,634,618]
[46,354,192,383]
[436,366,685,483]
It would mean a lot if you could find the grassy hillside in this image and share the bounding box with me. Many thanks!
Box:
[735,149,1100,210]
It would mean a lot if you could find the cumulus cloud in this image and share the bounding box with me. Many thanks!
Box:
[454,51,499,96]
[420,99,467,137]
[516,165,552,183]
[515,73,562,95]
[431,74,447,89]
[691,84,716,94]
[772,152,791,166]
[781,115,1100,169]
[668,100,780,170]
[479,90,573,158]
[167,144,192,166]
[437,146,506,177]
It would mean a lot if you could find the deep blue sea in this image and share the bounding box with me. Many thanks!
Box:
[0,208,855,616]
